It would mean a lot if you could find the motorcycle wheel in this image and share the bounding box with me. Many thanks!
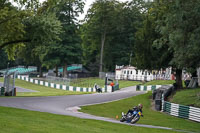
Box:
[130,115,140,124]
[120,117,126,122]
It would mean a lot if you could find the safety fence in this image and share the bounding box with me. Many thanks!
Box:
[17,75,118,93]
[136,85,173,91]
[136,84,200,123]
[116,74,171,81]
[162,101,200,122]
[0,87,5,96]
[136,85,162,91]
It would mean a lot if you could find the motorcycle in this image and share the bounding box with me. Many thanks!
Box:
[120,110,143,124]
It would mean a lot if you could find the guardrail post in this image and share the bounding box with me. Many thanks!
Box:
[161,93,164,112]
[1,87,5,96]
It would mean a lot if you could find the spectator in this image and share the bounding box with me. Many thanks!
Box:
[110,81,115,92]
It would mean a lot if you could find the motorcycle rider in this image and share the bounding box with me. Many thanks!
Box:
[126,104,143,116]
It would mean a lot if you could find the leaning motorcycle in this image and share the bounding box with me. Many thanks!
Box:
[120,110,142,124]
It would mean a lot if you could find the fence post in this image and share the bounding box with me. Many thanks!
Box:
[161,93,164,112]
[1,87,5,96]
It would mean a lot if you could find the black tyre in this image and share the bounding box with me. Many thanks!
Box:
[130,115,140,124]
[120,117,126,122]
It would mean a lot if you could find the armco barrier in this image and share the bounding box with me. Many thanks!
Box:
[0,87,5,96]
[163,101,200,122]
[17,75,115,93]
[114,84,119,91]
[136,85,162,91]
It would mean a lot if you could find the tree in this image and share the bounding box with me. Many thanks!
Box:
[81,0,144,74]
[82,0,118,73]
[0,0,29,59]
[154,0,200,89]
[52,0,84,77]
[0,0,63,66]
[0,49,8,69]
[134,1,172,70]
[16,0,63,76]
[134,0,200,89]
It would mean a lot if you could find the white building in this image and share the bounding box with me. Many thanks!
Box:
[115,65,154,81]
[115,65,172,81]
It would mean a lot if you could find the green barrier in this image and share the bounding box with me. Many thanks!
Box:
[114,84,119,91]
[0,87,5,96]
[136,85,140,91]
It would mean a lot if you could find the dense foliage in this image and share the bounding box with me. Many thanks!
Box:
[0,0,200,86]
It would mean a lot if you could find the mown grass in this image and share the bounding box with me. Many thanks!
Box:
[170,88,200,108]
[0,106,178,133]
[1,77,142,90]
[143,80,186,87]
[0,78,89,96]
[57,78,141,89]
[143,80,175,85]
[118,80,141,89]
[81,92,200,132]
[70,77,105,88]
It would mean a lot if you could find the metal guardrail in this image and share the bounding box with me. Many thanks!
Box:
[136,85,163,91]
[0,87,5,96]
[163,101,200,122]
[17,75,118,93]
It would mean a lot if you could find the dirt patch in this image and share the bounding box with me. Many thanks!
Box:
[151,99,157,111]
[149,95,157,111]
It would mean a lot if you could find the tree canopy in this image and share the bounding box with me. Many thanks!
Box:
[1,0,200,84]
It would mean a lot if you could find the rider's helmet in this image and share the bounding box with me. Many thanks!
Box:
[138,104,143,109]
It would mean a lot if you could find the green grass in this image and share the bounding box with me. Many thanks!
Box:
[143,80,175,85]
[81,92,200,132]
[118,80,141,89]
[170,88,200,108]
[70,77,105,88]
[0,78,89,96]
[1,77,141,90]
[64,78,141,89]
[0,106,178,133]
[143,80,186,87]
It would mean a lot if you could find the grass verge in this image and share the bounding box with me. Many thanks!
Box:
[80,92,200,132]
[1,77,142,91]
[118,80,141,89]
[53,77,141,89]
[0,78,89,96]
[0,106,178,133]
[143,80,175,85]
[170,88,200,108]
[143,80,186,87]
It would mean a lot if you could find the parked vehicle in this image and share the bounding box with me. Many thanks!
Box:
[120,110,143,124]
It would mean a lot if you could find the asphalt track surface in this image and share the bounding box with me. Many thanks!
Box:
[0,86,144,114]
[0,82,38,92]
[0,86,194,132]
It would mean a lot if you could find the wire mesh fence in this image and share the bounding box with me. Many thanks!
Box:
[33,76,106,88]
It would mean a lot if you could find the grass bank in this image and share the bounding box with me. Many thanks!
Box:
[1,77,141,90]
[143,80,175,85]
[81,92,200,132]
[143,80,186,88]
[59,78,141,89]
[170,88,200,108]
[0,106,178,133]
[0,78,89,96]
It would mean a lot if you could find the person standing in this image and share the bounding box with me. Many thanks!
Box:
[110,81,115,92]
